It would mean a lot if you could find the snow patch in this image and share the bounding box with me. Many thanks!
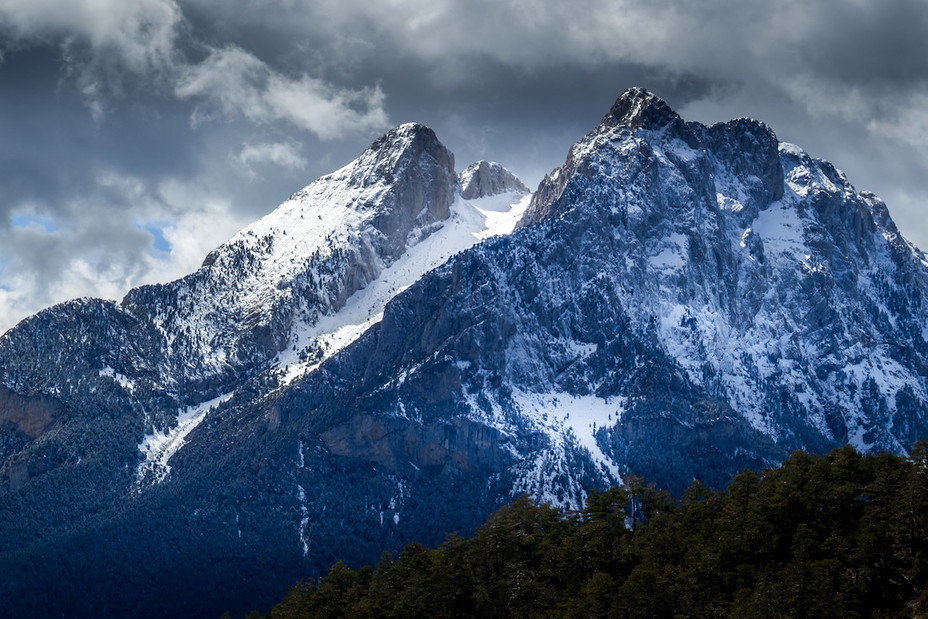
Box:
[717,193,745,213]
[563,340,598,358]
[752,198,808,264]
[667,138,701,162]
[501,390,626,508]
[297,484,310,556]
[649,233,687,271]
[136,392,233,485]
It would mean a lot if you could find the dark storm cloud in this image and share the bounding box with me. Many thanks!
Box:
[173,0,928,166]
[790,0,928,85]
[1,0,927,331]
[0,48,194,207]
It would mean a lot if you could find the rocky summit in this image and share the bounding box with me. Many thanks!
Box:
[1,88,926,618]
[460,160,530,199]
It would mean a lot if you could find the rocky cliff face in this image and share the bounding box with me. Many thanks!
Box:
[516,87,928,458]
[460,160,529,199]
[278,89,928,511]
[0,88,926,618]
[0,385,59,439]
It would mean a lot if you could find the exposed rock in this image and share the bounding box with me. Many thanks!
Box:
[604,86,682,130]
[2,86,928,619]
[460,160,529,199]
[0,383,61,439]
[321,414,514,476]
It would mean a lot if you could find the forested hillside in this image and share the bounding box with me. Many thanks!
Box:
[258,443,928,618]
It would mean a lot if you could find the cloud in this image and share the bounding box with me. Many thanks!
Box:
[0,203,153,332]
[777,75,928,167]
[237,141,307,174]
[0,0,182,117]
[152,176,253,274]
[174,0,928,160]
[7,0,923,157]
[0,0,389,140]
[175,46,388,139]
[0,0,181,72]
[0,165,256,333]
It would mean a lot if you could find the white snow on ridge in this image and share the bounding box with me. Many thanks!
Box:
[158,129,428,377]
[274,190,532,383]
[136,392,234,485]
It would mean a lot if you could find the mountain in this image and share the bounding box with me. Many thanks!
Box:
[1,87,927,617]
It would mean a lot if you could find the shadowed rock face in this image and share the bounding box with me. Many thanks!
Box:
[303,87,928,504]
[321,414,515,477]
[362,123,457,260]
[459,160,529,199]
[521,87,784,229]
[605,86,681,130]
[0,384,66,490]
[0,384,60,439]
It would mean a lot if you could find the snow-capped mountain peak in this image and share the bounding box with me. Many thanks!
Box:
[115,123,458,394]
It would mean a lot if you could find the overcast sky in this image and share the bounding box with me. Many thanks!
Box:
[1,0,927,333]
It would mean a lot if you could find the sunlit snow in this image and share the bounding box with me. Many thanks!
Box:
[513,390,624,482]
[463,387,626,510]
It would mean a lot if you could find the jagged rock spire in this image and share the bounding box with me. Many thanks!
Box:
[604,87,681,130]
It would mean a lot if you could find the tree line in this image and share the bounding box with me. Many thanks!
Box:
[253,442,928,618]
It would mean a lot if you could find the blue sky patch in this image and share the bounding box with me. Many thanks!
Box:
[138,222,172,253]
[11,214,56,233]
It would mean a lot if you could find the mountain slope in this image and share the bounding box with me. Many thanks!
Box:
[0,123,534,618]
